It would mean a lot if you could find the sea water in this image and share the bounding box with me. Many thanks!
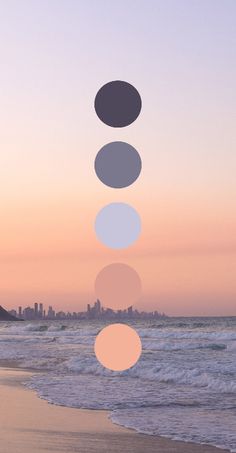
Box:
[0,317,236,451]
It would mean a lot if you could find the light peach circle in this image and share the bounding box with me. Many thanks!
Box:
[94,263,142,310]
[94,323,142,371]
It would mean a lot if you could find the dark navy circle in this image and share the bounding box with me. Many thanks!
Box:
[94,80,142,128]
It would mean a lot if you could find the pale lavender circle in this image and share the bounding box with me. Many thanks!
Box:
[95,203,141,249]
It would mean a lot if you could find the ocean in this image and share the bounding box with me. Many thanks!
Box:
[0,317,235,452]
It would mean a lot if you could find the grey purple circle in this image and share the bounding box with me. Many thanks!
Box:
[95,203,141,249]
[95,141,142,189]
[94,81,142,128]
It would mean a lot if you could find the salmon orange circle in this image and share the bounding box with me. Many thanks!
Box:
[94,323,142,371]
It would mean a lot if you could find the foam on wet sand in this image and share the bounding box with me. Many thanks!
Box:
[0,366,228,453]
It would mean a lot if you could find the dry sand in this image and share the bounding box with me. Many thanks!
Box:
[0,367,228,453]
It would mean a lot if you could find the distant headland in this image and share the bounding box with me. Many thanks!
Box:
[0,305,21,321]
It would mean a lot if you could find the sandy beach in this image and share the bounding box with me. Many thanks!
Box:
[0,366,228,453]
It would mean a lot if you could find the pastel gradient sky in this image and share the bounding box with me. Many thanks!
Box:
[0,0,235,315]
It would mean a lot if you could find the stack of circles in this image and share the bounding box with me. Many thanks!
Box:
[94,80,143,372]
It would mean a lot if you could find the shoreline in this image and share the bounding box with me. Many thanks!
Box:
[0,364,230,453]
